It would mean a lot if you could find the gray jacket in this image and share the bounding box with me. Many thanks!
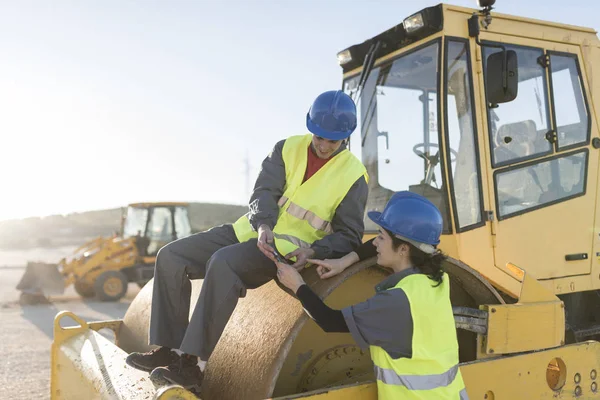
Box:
[342,267,418,359]
[247,138,368,259]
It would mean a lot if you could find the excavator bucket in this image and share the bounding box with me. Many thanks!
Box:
[16,262,65,299]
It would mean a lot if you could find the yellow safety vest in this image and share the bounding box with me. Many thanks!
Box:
[370,273,468,400]
[233,134,367,257]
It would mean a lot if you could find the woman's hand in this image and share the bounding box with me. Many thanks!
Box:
[308,252,359,279]
[276,261,305,293]
[286,247,316,271]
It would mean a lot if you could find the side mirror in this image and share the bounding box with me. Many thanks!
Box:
[486,50,518,105]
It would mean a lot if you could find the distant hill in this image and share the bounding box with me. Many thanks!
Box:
[0,203,248,250]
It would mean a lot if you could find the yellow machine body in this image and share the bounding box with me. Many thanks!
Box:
[17,202,191,302]
[50,3,600,399]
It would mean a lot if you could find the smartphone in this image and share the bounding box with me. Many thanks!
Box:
[273,250,292,265]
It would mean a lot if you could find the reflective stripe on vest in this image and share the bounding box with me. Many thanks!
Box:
[374,363,458,390]
[278,196,333,234]
[232,134,367,256]
[273,232,311,249]
[370,273,468,400]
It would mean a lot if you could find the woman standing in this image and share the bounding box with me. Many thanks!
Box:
[276,191,468,400]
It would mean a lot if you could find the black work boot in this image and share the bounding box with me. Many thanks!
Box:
[149,354,203,393]
[125,346,180,372]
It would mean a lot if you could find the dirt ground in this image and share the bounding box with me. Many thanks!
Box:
[0,267,140,400]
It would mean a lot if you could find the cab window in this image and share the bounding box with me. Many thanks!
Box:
[549,52,590,149]
[483,44,590,219]
[445,39,484,230]
[495,150,587,217]
[146,207,174,255]
[345,40,451,232]
[484,45,553,168]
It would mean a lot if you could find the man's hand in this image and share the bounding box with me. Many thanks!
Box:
[286,247,316,271]
[257,224,276,262]
[276,261,305,293]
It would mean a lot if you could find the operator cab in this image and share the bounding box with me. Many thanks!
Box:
[339,2,598,296]
[122,203,192,256]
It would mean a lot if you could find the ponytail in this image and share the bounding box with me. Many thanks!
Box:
[407,247,445,287]
[385,229,445,286]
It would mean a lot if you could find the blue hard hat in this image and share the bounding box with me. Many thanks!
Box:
[368,191,443,254]
[306,90,357,140]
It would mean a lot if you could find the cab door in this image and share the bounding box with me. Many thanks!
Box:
[481,38,598,280]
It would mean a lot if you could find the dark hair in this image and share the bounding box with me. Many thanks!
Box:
[385,229,445,286]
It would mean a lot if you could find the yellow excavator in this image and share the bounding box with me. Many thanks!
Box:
[50,2,600,399]
[17,202,192,303]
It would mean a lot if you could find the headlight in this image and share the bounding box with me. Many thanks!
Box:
[403,12,425,34]
[337,49,352,66]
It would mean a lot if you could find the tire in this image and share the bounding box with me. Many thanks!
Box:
[74,280,96,298]
[94,270,128,302]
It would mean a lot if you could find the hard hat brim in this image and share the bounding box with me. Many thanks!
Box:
[367,211,437,254]
[306,113,353,141]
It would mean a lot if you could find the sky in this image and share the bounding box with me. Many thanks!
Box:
[0,0,597,221]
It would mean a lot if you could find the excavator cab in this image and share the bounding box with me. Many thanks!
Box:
[122,203,192,257]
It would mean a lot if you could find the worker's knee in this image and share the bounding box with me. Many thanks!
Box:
[155,245,170,263]
[205,247,234,274]
[155,244,178,272]
[204,248,247,296]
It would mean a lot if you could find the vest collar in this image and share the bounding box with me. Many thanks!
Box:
[375,267,421,293]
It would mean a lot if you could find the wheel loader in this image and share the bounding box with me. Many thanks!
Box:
[17,202,192,303]
[49,2,600,399]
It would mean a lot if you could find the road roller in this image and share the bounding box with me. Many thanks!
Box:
[50,2,600,399]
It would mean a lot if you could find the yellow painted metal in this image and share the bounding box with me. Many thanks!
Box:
[18,201,194,300]
[445,5,600,297]
[51,311,158,400]
[16,232,141,298]
[50,306,600,400]
[482,302,564,356]
[462,341,600,399]
[362,231,377,242]
[482,40,598,284]
[343,4,599,80]
[271,382,377,400]
[63,236,140,286]
[512,263,563,303]
[478,264,565,356]
[154,385,200,400]
[343,3,600,298]
[279,342,600,399]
